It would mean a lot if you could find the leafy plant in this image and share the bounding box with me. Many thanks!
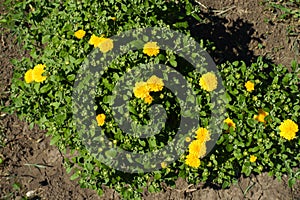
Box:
[2,0,300,199]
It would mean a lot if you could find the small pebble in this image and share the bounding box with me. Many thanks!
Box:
[26,190,36,198]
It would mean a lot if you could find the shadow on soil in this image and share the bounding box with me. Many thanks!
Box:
[190,12,262,65]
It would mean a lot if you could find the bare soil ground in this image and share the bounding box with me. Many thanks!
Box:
[0,0,299,199]
[193,0,299,67]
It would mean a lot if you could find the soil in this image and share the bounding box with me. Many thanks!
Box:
[193,0,299,67]
[0,0,300,200]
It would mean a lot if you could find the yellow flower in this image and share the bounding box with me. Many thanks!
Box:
[245,81,254,92]
[199,72,218,92]
[195,127,211,143]
[279,119,298,140]
[185,136,191,143]
[96,114,106,126]
[143,42,160,56]
[224,117,236,130]
[24,69,34,83]
[110,16,117,21]
[188,139,207,158]
[98,38,113,53]
[74,29,86,39]
[89,34,105,47]
[161,162,167,169]
[133,82,150,99]
[133,76,165,104]
[146,75,164,92]
[185,154,200,168]
[254,109,268,123]
[144,95,153,104]
[24,64,47,83]
[32,64,47,82]
[250,155,257,163]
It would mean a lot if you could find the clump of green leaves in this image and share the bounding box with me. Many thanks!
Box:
[211,58,300,188]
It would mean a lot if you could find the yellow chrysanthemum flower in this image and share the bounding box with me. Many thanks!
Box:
[245,81,254,92]
[195,127,211,143]
[161,162,167,169]
[279,119,298,140]
[144,95,153,104]
[24,69,34,83]
[224,117,236,130]
[89,34,105,47]
[254,109,268,123]
[32,64,47,82]
[133,76,165,104]
[188,139,207,158]
[185,154,200,168]
[146,75,164,92]
[89,34,98,45]
[143,42,160,57]
[74,29,86,39]
[98,38,113,53]
[250,155,257,163]
[133,82,150,99]
[199,72,218,92]
[96,114,106,126]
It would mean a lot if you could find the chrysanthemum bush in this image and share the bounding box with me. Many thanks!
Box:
[216,58,299,187]
[2,0,300,199]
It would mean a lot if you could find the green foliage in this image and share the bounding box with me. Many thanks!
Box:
[2,0,300,199]
[214,58,300,186]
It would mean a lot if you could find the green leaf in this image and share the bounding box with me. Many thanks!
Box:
[148,137,157,149]
[191,13,202,22]
[178,169,186,178]
[50,135,61,145]
[293,105,300,112]
[121,4,127,12]
[148,185,156,193]
[282,73,292,84]
[246,118,256,127]
[170,57,177,67]
[12,183,21,190]
[185,3,192,15]
[128,105,137,115]
[242,163,252,176]
[67,74,76,81]
[173,21,188,29]
[105,149,117,158]
[139,140,146,147]
[56,113,67,124]
[217,135,224,145]
[42,35,51,44]
[226,144,233,152]
[40,84,52,93]
[154,172,161,180]
[34,83,40,93]
[50,102,60,109]
[272,76,279,84]
[288,178,296,187]
[186,94,195,103]
[222,181,230,189]
[240,61,246,74]
[70,171,80,180]
[103,95,113,104]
